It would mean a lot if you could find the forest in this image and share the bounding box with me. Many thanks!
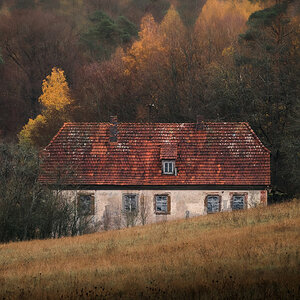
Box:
[0,0,299,220]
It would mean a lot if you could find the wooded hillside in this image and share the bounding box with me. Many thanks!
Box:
[0,0,299,196]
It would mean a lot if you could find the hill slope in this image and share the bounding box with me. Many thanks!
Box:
[1,201,300,299]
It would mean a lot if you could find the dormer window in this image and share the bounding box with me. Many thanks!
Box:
[160,143,177,175]
[162,160,175,175]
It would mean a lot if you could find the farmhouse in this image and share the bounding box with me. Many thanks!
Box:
[39,116,270,227]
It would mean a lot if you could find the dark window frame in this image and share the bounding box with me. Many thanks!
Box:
[205,194,221,214]
[154,194,171,215]
[122,194,139,212]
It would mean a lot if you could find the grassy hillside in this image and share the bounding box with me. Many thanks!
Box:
[1,200,300,299]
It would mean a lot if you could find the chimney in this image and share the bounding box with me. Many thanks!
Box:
[196,115,204,130]
[109,115,118,142]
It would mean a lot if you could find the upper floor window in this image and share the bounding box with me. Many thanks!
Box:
[77,194,95,216]
[123,194,138,212]
[162,160,175,175]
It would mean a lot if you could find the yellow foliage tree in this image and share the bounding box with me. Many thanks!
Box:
[194,0,261,64]
[160,5,186,48]
[122,14,166,74]
[39,67,72,110]
[19,67,73,147]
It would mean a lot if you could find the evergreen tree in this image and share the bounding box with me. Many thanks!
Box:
[81,11,137,60]
[14,0,35,9]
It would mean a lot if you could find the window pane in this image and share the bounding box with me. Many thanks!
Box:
[79,195,92,215]
[163,161,174,174]
[156,195,168,212]
[130,195,137,211]
[124,197,130,211]
[207,196,220,213]
[232,195,245,210]
[164,162,168,173]
[124,195,137,212]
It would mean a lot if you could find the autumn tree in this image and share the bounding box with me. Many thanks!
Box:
[72,48,136,122]
[122,14,168,120]
[158,5,205,121]
[0,9,82,139]
[19,67,73,147]
[194,0,261,65]
[122,6,209,122]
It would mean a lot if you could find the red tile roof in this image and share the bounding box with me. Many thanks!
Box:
[160,143,178,160]
[39,122,270,186]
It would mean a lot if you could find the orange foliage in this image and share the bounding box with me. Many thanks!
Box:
[122,14,166,75]
[194,0,261,63]
[159,5,186,49]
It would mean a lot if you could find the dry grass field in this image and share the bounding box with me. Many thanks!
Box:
[0,200,300,299]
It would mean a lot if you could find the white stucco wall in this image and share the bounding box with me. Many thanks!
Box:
[61,189,267,229]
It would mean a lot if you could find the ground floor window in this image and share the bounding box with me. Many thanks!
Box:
[232,195,246,210]
[155,195,170,214]
[206,195,221,213]
[77,194,95,216]
[123,194,138,212]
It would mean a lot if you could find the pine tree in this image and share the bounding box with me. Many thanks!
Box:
[81,11,137,60]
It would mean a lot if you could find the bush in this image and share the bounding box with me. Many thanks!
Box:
[0,143,92,243]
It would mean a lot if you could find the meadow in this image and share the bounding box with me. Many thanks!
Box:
[0,200,299,299]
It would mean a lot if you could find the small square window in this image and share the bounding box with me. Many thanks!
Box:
[155,195,170,214]
[123,194,138,212]
[162,160,175,174]
[78,194,94,216]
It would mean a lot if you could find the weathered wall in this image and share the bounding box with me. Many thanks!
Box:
[61,189,267,229]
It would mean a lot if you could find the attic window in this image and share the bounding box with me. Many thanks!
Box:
[162,160,175,175]
[77,194,95,216]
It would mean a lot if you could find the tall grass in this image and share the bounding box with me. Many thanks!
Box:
[0,200,300,299]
